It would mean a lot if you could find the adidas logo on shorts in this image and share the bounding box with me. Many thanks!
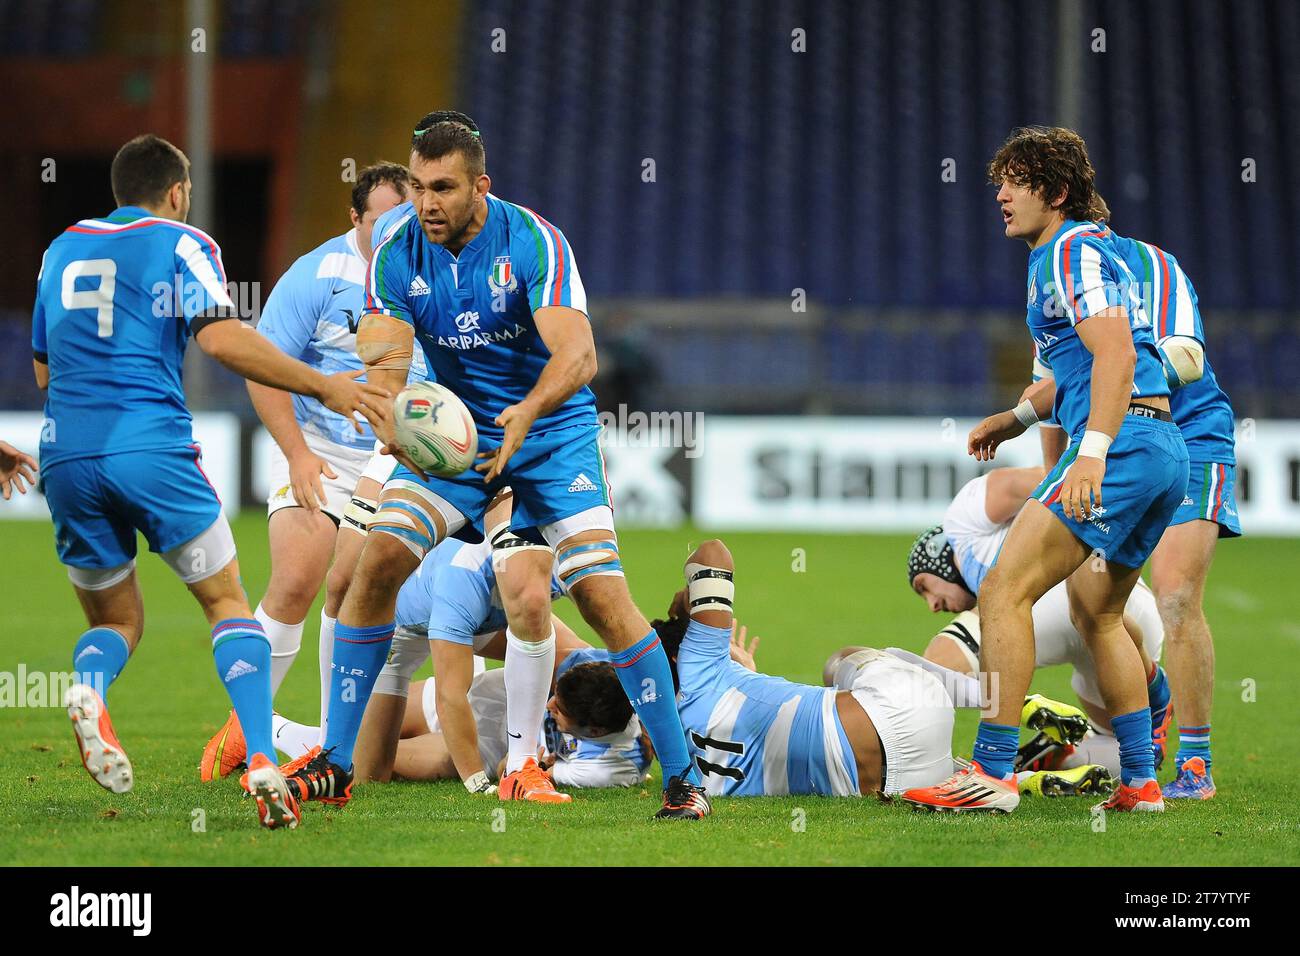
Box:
[568,473,599,493]
[408,275,431,297]
[223,659,258,682]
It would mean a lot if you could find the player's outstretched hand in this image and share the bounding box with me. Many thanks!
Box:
[318,370,391,435]
[1059,455,1105,521]
[967,409,1026,461]
[475,401,537,483]
[0,441,38,500]
[729,622,760,671]
[288,449,337,512]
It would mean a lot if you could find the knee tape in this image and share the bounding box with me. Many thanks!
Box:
[342,494,378,536]
[370,496,441,559]
[556,538,624,591]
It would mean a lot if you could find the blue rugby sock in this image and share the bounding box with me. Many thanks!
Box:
[322,621,394,769]
[972,722,1019,780]
[1112,708,1156,787]
[212,618,275,762]
[1147,663,1171,717]
[611,629,700,787]
[72,627,130,698]
[1175,725,1212,771]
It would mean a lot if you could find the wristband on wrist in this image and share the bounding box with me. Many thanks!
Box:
[1078,430,1113,461]
[1012,399,1040,428]
[464,770,496,794]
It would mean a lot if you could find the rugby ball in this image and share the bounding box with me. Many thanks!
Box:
[391,382,478,476]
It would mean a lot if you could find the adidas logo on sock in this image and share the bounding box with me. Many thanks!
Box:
[223,659,258,682]
[568,472,598,493]
[74,645,104,664]
[408,275,431,297]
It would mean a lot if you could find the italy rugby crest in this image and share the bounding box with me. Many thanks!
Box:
[488,255,517,293]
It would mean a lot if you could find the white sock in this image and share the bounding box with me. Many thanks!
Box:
[256,603,304,696]
[503,626,555,775]
[272,713,321,760]
[886,646,987,709]
[319,610,336,746]
[1064,729,1121,776]
[473,654,487,677]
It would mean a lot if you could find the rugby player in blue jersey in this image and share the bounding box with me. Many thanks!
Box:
[199,163,419,780]
[283,113,711,818]
[902,127,1189,814]
[32,134,389,829]
[1030,232,1236,800]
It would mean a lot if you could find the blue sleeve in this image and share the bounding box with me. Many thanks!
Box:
[171,225,236,326]
[510,207,588,316]
[32,256,48,360]
[372,202,413,250]
[1054,234,1125,326]
[257,255,327,358]
[426,563,495,646]
[364,225,413,325]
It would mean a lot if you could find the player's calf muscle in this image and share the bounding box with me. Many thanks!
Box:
[341,535,417,621]
[187,557,252,624]
[572,581,650,650]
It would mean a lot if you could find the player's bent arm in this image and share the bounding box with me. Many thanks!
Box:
[429,640,485,781]
[523,305,599,417]
[1017,376,1057,422]
[247,381,311,460]
[32,358,49,390]
[983,467,1048,524]
[1076,308,1138,441]
[684,538,735,630]
[197,319,329,398]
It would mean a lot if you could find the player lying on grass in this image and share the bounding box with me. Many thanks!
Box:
[1028,227,1236,801]
[649,538,1096,798]
[902,127,1189,815]
[33,134,388,830]
[907,467,1169,785]
[205,510,650,791]
[269,649,651,790]
[202,486,518,783]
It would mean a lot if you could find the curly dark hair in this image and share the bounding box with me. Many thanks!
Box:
[987,126,1110,223]
[349,161,409,218]
[554,662,633,734]
[649,615,690,693]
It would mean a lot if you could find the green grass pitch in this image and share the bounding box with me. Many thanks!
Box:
[2,515,1297,866]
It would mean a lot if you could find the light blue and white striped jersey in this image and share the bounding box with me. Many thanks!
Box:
[394,537,563,648]
[676,622,857,797]
[33,206,233,467]
[943,474,1008,595]
[547,647,652,787]
[256,228,428,452]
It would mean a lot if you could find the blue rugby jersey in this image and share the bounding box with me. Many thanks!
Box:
[1024,221,1170,437]
[32,207,234,467]
[364,194,594,440]
[1107,233,1235,464]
